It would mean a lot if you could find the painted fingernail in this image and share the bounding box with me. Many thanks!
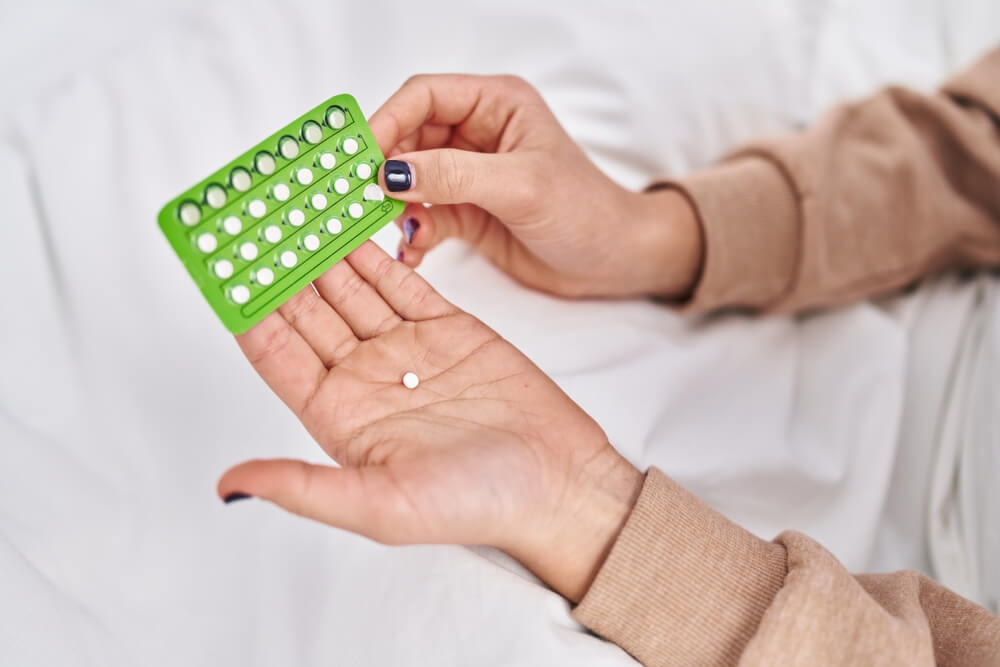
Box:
[403,217,419,244]
[223,492,252,504]
[384,160,413,192]
[396,249,405,261]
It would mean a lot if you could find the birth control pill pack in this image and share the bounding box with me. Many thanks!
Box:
[158,94,404,333]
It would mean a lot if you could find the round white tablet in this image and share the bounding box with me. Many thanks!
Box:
[318,152,336,170]
[213,259,234,279]
[230,284,250,305]
[355,162,373,179]
[310,193,328,209]
[247,199,267,218]
[341,137,359,155]
[363,184,385,202]
[263,224,282,243]
[302,233,321,252]
[222,215,242,235]
[272,183,290,202]
[326,106,346,129]
[205,184,227,208]
[348,202,364,219]
[286,208,306,227]
[279,250,298,268]
[402,372,419,389]
[239,242,258,261]
[197,233,217,253]
[295,168,313,185]
[302,120,323,144]
[333,177,350,195]
[325,217,342,234]
[230,167,253,192]
[255,151,276,175]
[179,201,201,226]
[278,136,299,159]
[254,267,274,286]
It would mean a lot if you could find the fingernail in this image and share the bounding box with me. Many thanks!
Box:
[223,492,252,504]
[384,160,413,192]
[403,217,419,244]
[396,249,405,261]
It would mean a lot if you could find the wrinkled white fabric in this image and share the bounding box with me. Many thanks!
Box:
[1,1,997,665]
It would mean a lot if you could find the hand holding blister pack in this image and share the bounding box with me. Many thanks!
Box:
[158,95,405,333]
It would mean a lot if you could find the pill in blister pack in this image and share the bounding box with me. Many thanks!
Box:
[157,94,404,334]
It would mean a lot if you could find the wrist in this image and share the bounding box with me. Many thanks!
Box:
[505,447,644,603]
[623,187,704,299]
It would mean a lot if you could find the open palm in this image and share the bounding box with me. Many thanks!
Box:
[218,241,618,560]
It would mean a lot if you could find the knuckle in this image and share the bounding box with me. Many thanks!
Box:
[437,151,469,201]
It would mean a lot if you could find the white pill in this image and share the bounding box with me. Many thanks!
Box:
[363,184,385,202]
[248,199,267,218]
[355,162,373,179]
[255,152,276,175]
[272,183,290,201]
[222,215,243,235]
[197,233,217,253]
[326,107,346,129]
[295,168,313,185]
[302,120,323,144]
[214,259,234,279]
[302,233,321,251]
[179,201,201,226]
[230,284,250,305]
[325,217,343,234]
[342,137,359,155]
[239,242,258,261]
[333,177,350,195]
[263,225,282,243]
[230,168,253,192]
[279,250,298,268]
[310,193,328,209]
[402,372,419,389]
[255,267,274,286]
[286,208,306,226]
[348,202,364,219]
[278,136,299,159]
[318,152,336,170]
[205,184,227,208]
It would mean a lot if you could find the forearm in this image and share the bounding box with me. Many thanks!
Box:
[649,45,1000,314]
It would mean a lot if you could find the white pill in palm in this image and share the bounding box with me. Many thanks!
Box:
[333,178,349,195]
[287,208,305,226]
[272,183,290,201]
[348,202,364,219]
[342,137,359,155]
[230,284,250,304]
[222,215,242,235]
[310,193,328,209]
[279,250,298,268]
[239,242,258,261]
[302,234,320,251]
[214,259,234,279]
[402,372,419,389]
[263,225,282,243]
[248,199,266,218]
[197,233,217,253]
[255,267,274,286]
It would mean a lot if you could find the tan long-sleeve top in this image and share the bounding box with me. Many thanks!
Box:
[572,47,1000,666]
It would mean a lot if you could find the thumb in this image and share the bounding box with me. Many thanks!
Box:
[380,149,533,217]
[217,459,414,545]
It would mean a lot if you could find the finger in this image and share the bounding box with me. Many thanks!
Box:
[392,123,454,156]
[277,286,358,368]
[313,255,401,339]
[235,311,327,415]
[380,149,533,217]
[399,203,491,253]
[346,241,457,321]
[396,241,425,269]
[369,74,523,154]
[218,459,416,545]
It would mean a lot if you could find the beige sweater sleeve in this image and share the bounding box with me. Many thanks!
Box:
[668,46,1000,313]
[573,469,1000,666]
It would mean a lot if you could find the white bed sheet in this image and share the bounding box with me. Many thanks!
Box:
[1,1,997,664]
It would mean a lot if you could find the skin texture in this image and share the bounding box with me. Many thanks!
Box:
[368,74,703,299]
[218,242,643,602]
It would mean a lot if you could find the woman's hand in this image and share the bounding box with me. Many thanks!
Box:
[369,74,703,299]
[217,242,643,601]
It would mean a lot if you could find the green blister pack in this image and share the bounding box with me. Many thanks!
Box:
[157,94,404,334]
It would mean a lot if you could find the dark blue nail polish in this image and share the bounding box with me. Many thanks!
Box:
[224,492,252,504]
[384,160,412,192]
[403,217,419,244]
